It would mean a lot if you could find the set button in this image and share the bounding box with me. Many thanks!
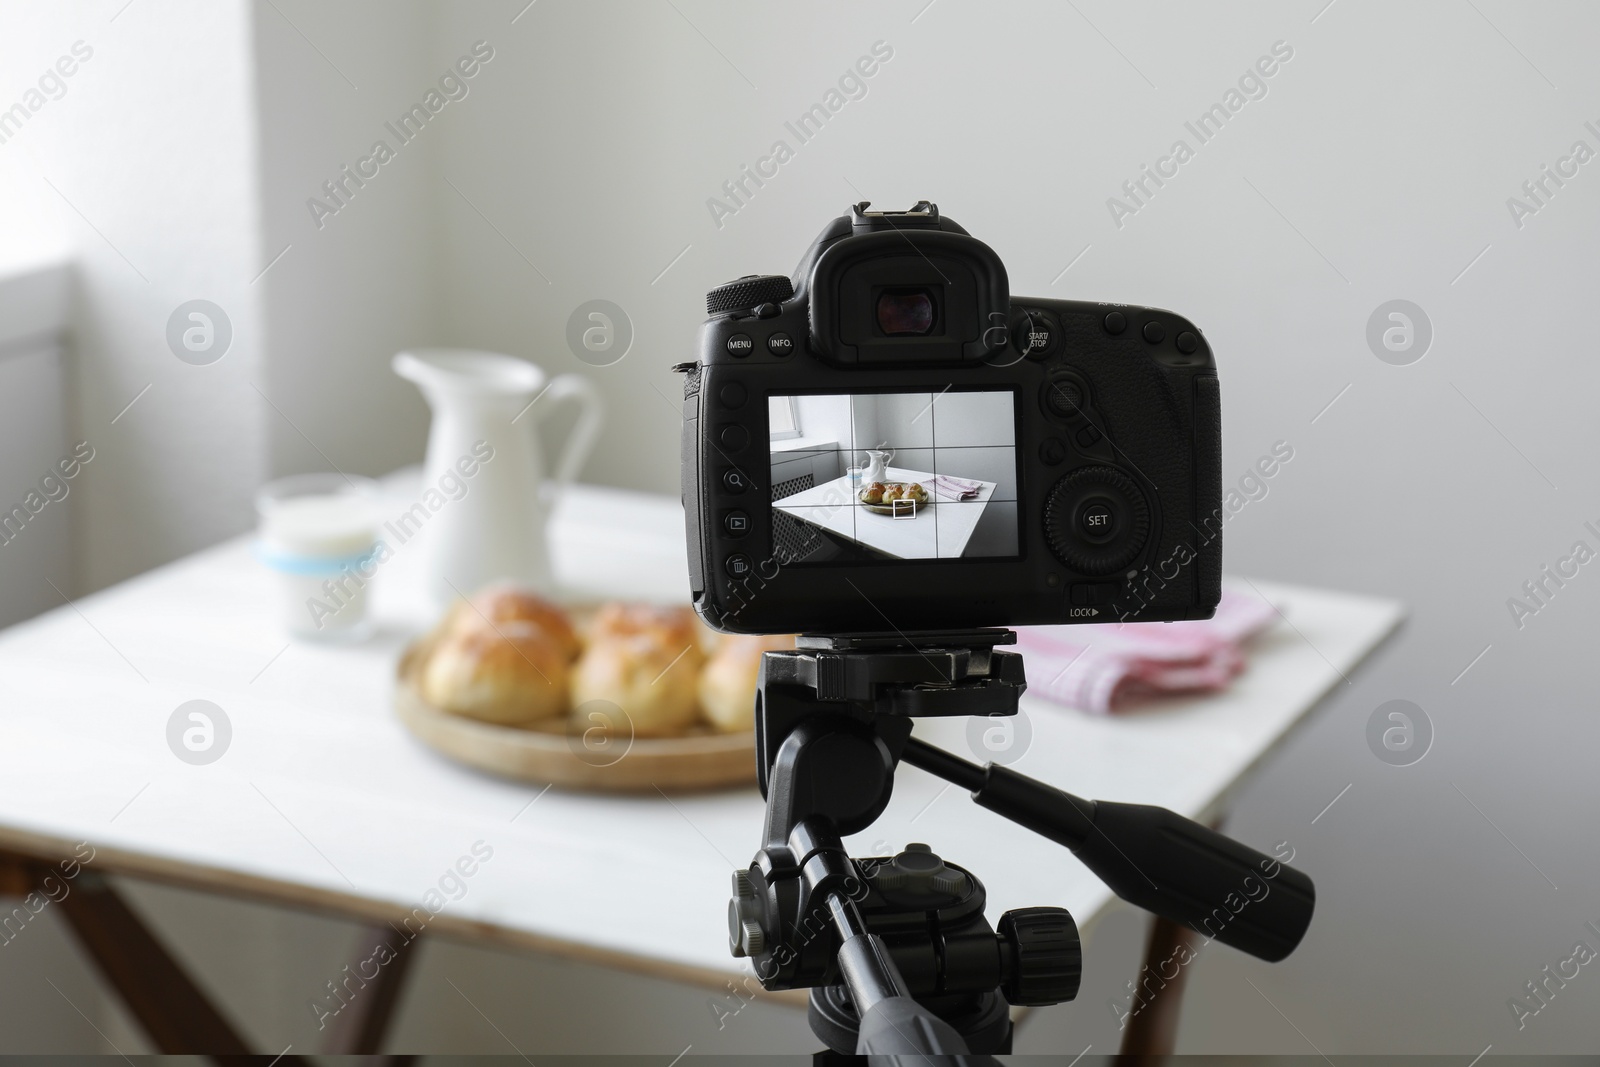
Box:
[1077,501,1116,544]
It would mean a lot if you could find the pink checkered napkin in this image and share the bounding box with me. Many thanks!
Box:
[1013,588,1278,714]
[930,475,981,500]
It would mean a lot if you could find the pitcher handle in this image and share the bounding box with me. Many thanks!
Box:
[530,373,604,500]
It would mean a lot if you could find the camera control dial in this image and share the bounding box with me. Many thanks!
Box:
[707,274,794,315]
[1044,466,1151,576]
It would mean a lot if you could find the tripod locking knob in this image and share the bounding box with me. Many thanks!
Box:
[869,843,970,906]
[729,870,767,958]
[998,907,1082,1006]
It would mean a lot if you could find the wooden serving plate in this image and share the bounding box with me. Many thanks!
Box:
[394,638,756,792]
[857,483,934,518]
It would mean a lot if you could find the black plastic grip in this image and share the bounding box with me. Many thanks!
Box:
[1193,375,1223,610]
[973,765,1314,962]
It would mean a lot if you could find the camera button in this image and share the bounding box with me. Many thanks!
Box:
[766,332,795,357]
[1039,438,1067,465]
[1141,321,1166,344]
[1075,424,1102,447]
[1176,330,1198,354]
[724,554,752,579]
[1022,314,1059,360]
[726,333,754,357]
[1043,378,1085,419]
[718,382,747,409]
[719,425,750,451]
[1070,582,1118,606]
[723,510,751,537]
[722,469,749,494]
[1077,502,1117,544]
[1103,311,1127,335]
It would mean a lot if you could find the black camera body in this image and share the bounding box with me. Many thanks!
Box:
[680,202,1222,635]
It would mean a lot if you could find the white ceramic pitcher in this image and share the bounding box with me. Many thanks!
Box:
[862,447,895,484]
[393,349,602,604]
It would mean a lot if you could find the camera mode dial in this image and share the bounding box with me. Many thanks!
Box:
[1044,466,1151,576]
[707,275,794,315]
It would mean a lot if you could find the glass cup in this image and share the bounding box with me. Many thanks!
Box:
[255,473,380,641]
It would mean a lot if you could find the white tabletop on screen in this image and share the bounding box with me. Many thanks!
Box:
[772,467,996,560]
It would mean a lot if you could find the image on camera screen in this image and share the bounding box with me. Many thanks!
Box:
[767,390,1018,563]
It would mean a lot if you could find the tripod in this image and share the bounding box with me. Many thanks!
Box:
[731,629,1315,1061]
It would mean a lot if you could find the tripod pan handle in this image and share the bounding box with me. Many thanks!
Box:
[973,764,1315,962]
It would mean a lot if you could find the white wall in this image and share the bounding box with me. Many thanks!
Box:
[252,0,443,480]
[0,0,269,594]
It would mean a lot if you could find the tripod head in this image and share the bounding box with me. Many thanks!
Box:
[733,629,1315,1060]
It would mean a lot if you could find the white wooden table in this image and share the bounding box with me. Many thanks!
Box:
[773,466,998,559]
[0,477,1402,1055]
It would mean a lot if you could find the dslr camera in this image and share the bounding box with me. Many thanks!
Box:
[680,201,1222,635]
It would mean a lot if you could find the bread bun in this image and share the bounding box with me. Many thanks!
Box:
[698,634,795,733]
[448,583,580,661]
[421,623,569,725]
[571,636,700,737]
[586,603,706,666]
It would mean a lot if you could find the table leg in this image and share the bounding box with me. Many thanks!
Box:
[0,848,309,1065]
[320,924,421,1055]
[1115,912,1197,1058]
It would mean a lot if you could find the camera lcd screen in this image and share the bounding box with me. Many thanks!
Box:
[767,390,1019,563]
